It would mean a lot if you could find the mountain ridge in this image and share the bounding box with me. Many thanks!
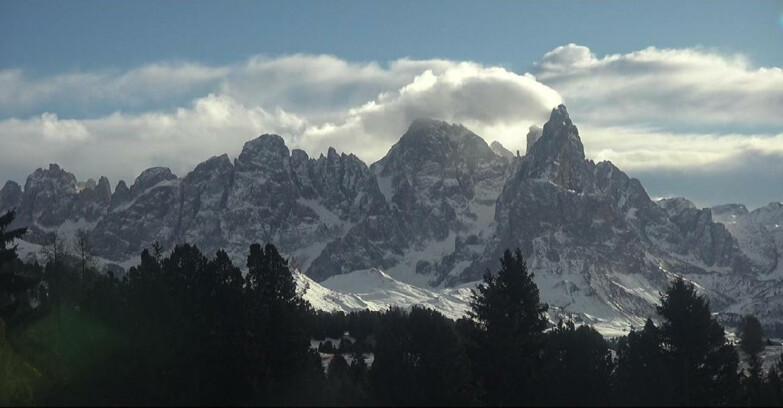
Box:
[3,106,783,334]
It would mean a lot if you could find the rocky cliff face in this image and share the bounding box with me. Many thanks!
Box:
[307,119,509,285]
[74,134,387,269]
[4,106,783,333]
[451,105,770,328]
[713,202,783,278]
[3,164,112,244]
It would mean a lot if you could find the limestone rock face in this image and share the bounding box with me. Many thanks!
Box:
[0,181,23,213]
[4,107,783,333]
[490,141,514,160]
[526,125,543,155]
[10,164,112,244]
[713,202,783,278]
[308,118,509,284]
[454,105,767,328]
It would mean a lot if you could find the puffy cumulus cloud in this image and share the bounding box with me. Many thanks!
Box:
[534,44,783,130]
[0,57,559,186]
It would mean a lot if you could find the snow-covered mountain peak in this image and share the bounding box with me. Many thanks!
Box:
[712,203,749,221]
[309,118,509,285]
[490,141,514,160]
[94,177,112,203]
[521,104,592,194]
[194,153,232,173]
[236,134,290,171]
[326,146,340,160]
[24,163,78,194]
[4,109,783,336]
[406,117,459,132]
[376,117,501,176]
[0,180,23,211]
[657,197,698,216]
[397,118,477,148]
[111,180,130,203]
[549,103,573,127]
[130,167,176,196]
[240,133,287,152]
[529,104,585,163]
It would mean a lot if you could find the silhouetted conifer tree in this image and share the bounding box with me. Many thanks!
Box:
[0,209,30,322]
[657,276,740,406]
[534,320,613,405]
[371,306,478,406]
[739,315,766,405]
[468,249,548,405]
[614,318,675,405]
[244,243,322,405]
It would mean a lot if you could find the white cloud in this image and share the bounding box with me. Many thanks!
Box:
[291,63,561,159]
[1,46,782,207]
[528,44,783,207]
[579,124,783,171]
[40,113,92,142]
[534,44,783,129]
[0,57,559,186]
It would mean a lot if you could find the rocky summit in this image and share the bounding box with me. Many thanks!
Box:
[3,105,783,334]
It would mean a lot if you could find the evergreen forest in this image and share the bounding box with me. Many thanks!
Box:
[2,209,783,406]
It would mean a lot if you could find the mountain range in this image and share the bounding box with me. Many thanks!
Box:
[3,105,782,335]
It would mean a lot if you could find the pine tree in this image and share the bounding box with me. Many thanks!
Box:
[657,276,740,406]
[468,248,548,405]
[371,306,478,406]
[326,354,351,404]
[764,366,783,406]
[319,340,337,354]
[40,231,74,313]
[738,314,765,405]
[535,321,613,406]
[72,228,96,300]
[469,249,548,335]
[739,315,765,375]
[0,209,29,322]
[614,318,674,405]
[348,351,372,405]
[0,209,26,266]
[244,243,320,405]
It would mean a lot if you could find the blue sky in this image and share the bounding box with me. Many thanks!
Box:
[1,1,782,208]
[3,1,781,75]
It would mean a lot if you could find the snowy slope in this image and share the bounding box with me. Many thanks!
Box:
[295,268,475,321]
[296,267,637,336]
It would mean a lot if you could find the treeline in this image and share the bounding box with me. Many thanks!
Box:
[2,209,783,406]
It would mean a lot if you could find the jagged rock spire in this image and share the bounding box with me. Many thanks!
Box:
[524,104,589,192]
